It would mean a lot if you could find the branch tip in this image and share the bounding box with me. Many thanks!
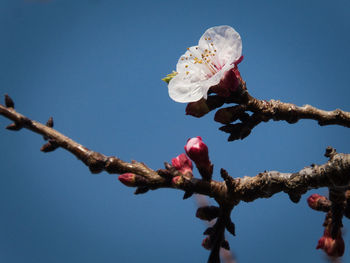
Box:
[40,140,59,152]
[6,122,22,131]
[4,94,14,108]
[134,186,149,195]
[325,146,337,159]
[288,192,302,203]
[226,220,236,236]
[46,116,54,127]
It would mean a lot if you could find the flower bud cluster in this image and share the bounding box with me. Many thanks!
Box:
[171,136,213,182]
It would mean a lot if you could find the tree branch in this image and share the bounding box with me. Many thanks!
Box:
[2,96,350,263]
[1,98,350,205]
[200,85,350,141]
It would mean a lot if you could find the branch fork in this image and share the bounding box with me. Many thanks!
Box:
[1,94,350,262]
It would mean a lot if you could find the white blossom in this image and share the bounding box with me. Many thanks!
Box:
[168,25,242,103]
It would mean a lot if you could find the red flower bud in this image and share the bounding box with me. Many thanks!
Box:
[316,228,345,258]
[202,236,212,250]
[118,173,136,187]
[186,98,210,118]
[171,153,193,175]
[185,136,210,166]
[307,194,327,210]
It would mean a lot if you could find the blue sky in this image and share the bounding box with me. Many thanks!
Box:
[1,0,350,262]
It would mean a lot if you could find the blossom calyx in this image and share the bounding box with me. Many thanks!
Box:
[171,153,193,177]
[162,71,178,84]
[185,98,210,118]
[214,105,248,124]
[214,107,234,124]
[209,66,242,97]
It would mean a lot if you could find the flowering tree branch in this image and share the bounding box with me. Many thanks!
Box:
[1,94,350,262]
[164,25,350,142]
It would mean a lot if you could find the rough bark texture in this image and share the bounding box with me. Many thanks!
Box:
[1,95,350,263]
[205,85,350,141]
[1,101,350,203]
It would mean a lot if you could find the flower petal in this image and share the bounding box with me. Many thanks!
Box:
[199,25,242,67]
[168,72,205,103]
[169,58,235,103]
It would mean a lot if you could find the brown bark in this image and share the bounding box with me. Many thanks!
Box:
[1,101,350,206]
[2,95,350,263]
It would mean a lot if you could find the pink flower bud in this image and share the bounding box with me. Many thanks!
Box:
[185,136,213,180]
[307,194,327,210]
[185,98,210,118]
[171,153,193,175]
[316,228,345,258]
[185,136,210,166]
[118,173,136,187]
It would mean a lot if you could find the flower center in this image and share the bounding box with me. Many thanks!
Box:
[182,37,223,78]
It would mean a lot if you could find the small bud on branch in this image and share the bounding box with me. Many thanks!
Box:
[4,94,14,108]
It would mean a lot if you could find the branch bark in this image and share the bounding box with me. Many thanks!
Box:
[204,86,350,141]
[1,101,350,206]
[2,96,350,263]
